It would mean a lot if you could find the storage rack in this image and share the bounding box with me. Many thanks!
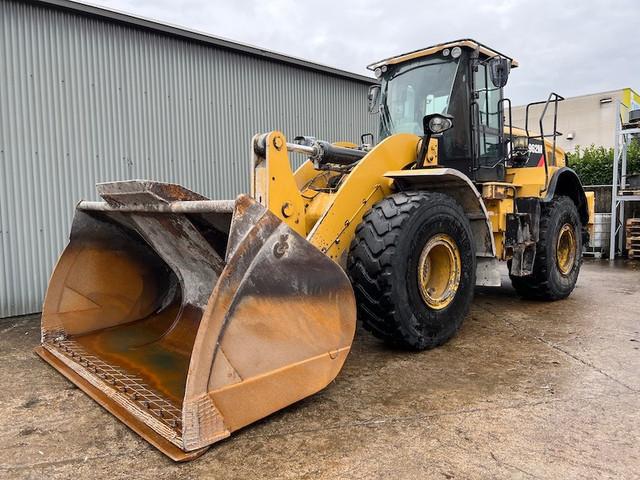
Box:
[609,102,640,260]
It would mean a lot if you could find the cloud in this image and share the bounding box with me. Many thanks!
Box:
[90,0,639,104]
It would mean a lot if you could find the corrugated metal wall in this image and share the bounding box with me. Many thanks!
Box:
[0,0,377,318]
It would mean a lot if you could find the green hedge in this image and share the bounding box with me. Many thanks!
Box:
[566,139,640,186]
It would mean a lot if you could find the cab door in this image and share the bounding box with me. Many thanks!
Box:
[472,62,505,181]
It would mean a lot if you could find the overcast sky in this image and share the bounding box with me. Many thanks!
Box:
[90,0,639,105]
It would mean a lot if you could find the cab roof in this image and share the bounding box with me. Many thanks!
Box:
[367,38,519,70]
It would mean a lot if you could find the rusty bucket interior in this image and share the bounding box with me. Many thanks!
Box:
[36,181,356,461]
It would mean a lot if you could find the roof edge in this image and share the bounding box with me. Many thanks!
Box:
[27,0,377,84]
[367,38,519,70]
[511,88,631,108]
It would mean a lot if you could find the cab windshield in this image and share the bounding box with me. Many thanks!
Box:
[379,57,460,139]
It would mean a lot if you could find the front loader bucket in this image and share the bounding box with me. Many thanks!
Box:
[36,181,356,461]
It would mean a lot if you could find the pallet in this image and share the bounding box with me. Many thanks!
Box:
[628,239,640,250]
[629,249,640,260]
[625,218,640,251]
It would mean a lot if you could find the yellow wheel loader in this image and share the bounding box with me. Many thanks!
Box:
[36,39,594,460]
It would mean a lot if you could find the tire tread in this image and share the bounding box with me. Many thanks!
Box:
[510,196,581,300]
[347,191,473,349]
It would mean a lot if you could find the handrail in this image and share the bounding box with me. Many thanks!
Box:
[498,97,513,161]
[525,92,564,193]
[470,100,480,172]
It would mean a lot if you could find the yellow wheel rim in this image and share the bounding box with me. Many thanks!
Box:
[417,234,461,310]
[556,223,577,275]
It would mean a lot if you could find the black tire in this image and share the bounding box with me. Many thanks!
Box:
[509,196,582,300]
[347,191,476,350]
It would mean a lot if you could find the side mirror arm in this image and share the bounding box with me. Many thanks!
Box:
[415,134,432,169]
[415,114,454,168]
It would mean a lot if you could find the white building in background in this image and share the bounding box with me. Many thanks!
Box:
[512,88,640,152]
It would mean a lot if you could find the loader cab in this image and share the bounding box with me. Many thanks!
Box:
[369,39,516,183]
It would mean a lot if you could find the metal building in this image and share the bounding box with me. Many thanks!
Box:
[0,0,377,318]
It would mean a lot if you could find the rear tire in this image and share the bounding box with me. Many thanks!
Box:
[347,191,476,350]
[509,196,582,300]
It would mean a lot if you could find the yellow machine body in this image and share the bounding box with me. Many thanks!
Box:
[36,127,593,460]
[36,39,594,461]
[257,131,592,264]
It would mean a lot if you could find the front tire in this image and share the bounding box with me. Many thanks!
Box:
[347,191,476,350]
[509,196,582,300]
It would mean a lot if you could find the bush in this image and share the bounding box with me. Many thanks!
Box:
[566,139,640,186]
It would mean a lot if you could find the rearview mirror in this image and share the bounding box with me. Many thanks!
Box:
[489,56,511,88]
[367,84,381,114]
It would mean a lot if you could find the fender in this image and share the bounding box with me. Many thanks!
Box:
[543,167,589,225]
[384,168,496,258]
[384,168,501,287]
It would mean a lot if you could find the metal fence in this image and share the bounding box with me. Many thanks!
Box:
[0,0,377,317]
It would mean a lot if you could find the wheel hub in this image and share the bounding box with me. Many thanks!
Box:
[556,223,577,275]
[417,234,461,310]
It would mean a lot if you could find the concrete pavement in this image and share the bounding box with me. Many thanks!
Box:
[1,260,638,479]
